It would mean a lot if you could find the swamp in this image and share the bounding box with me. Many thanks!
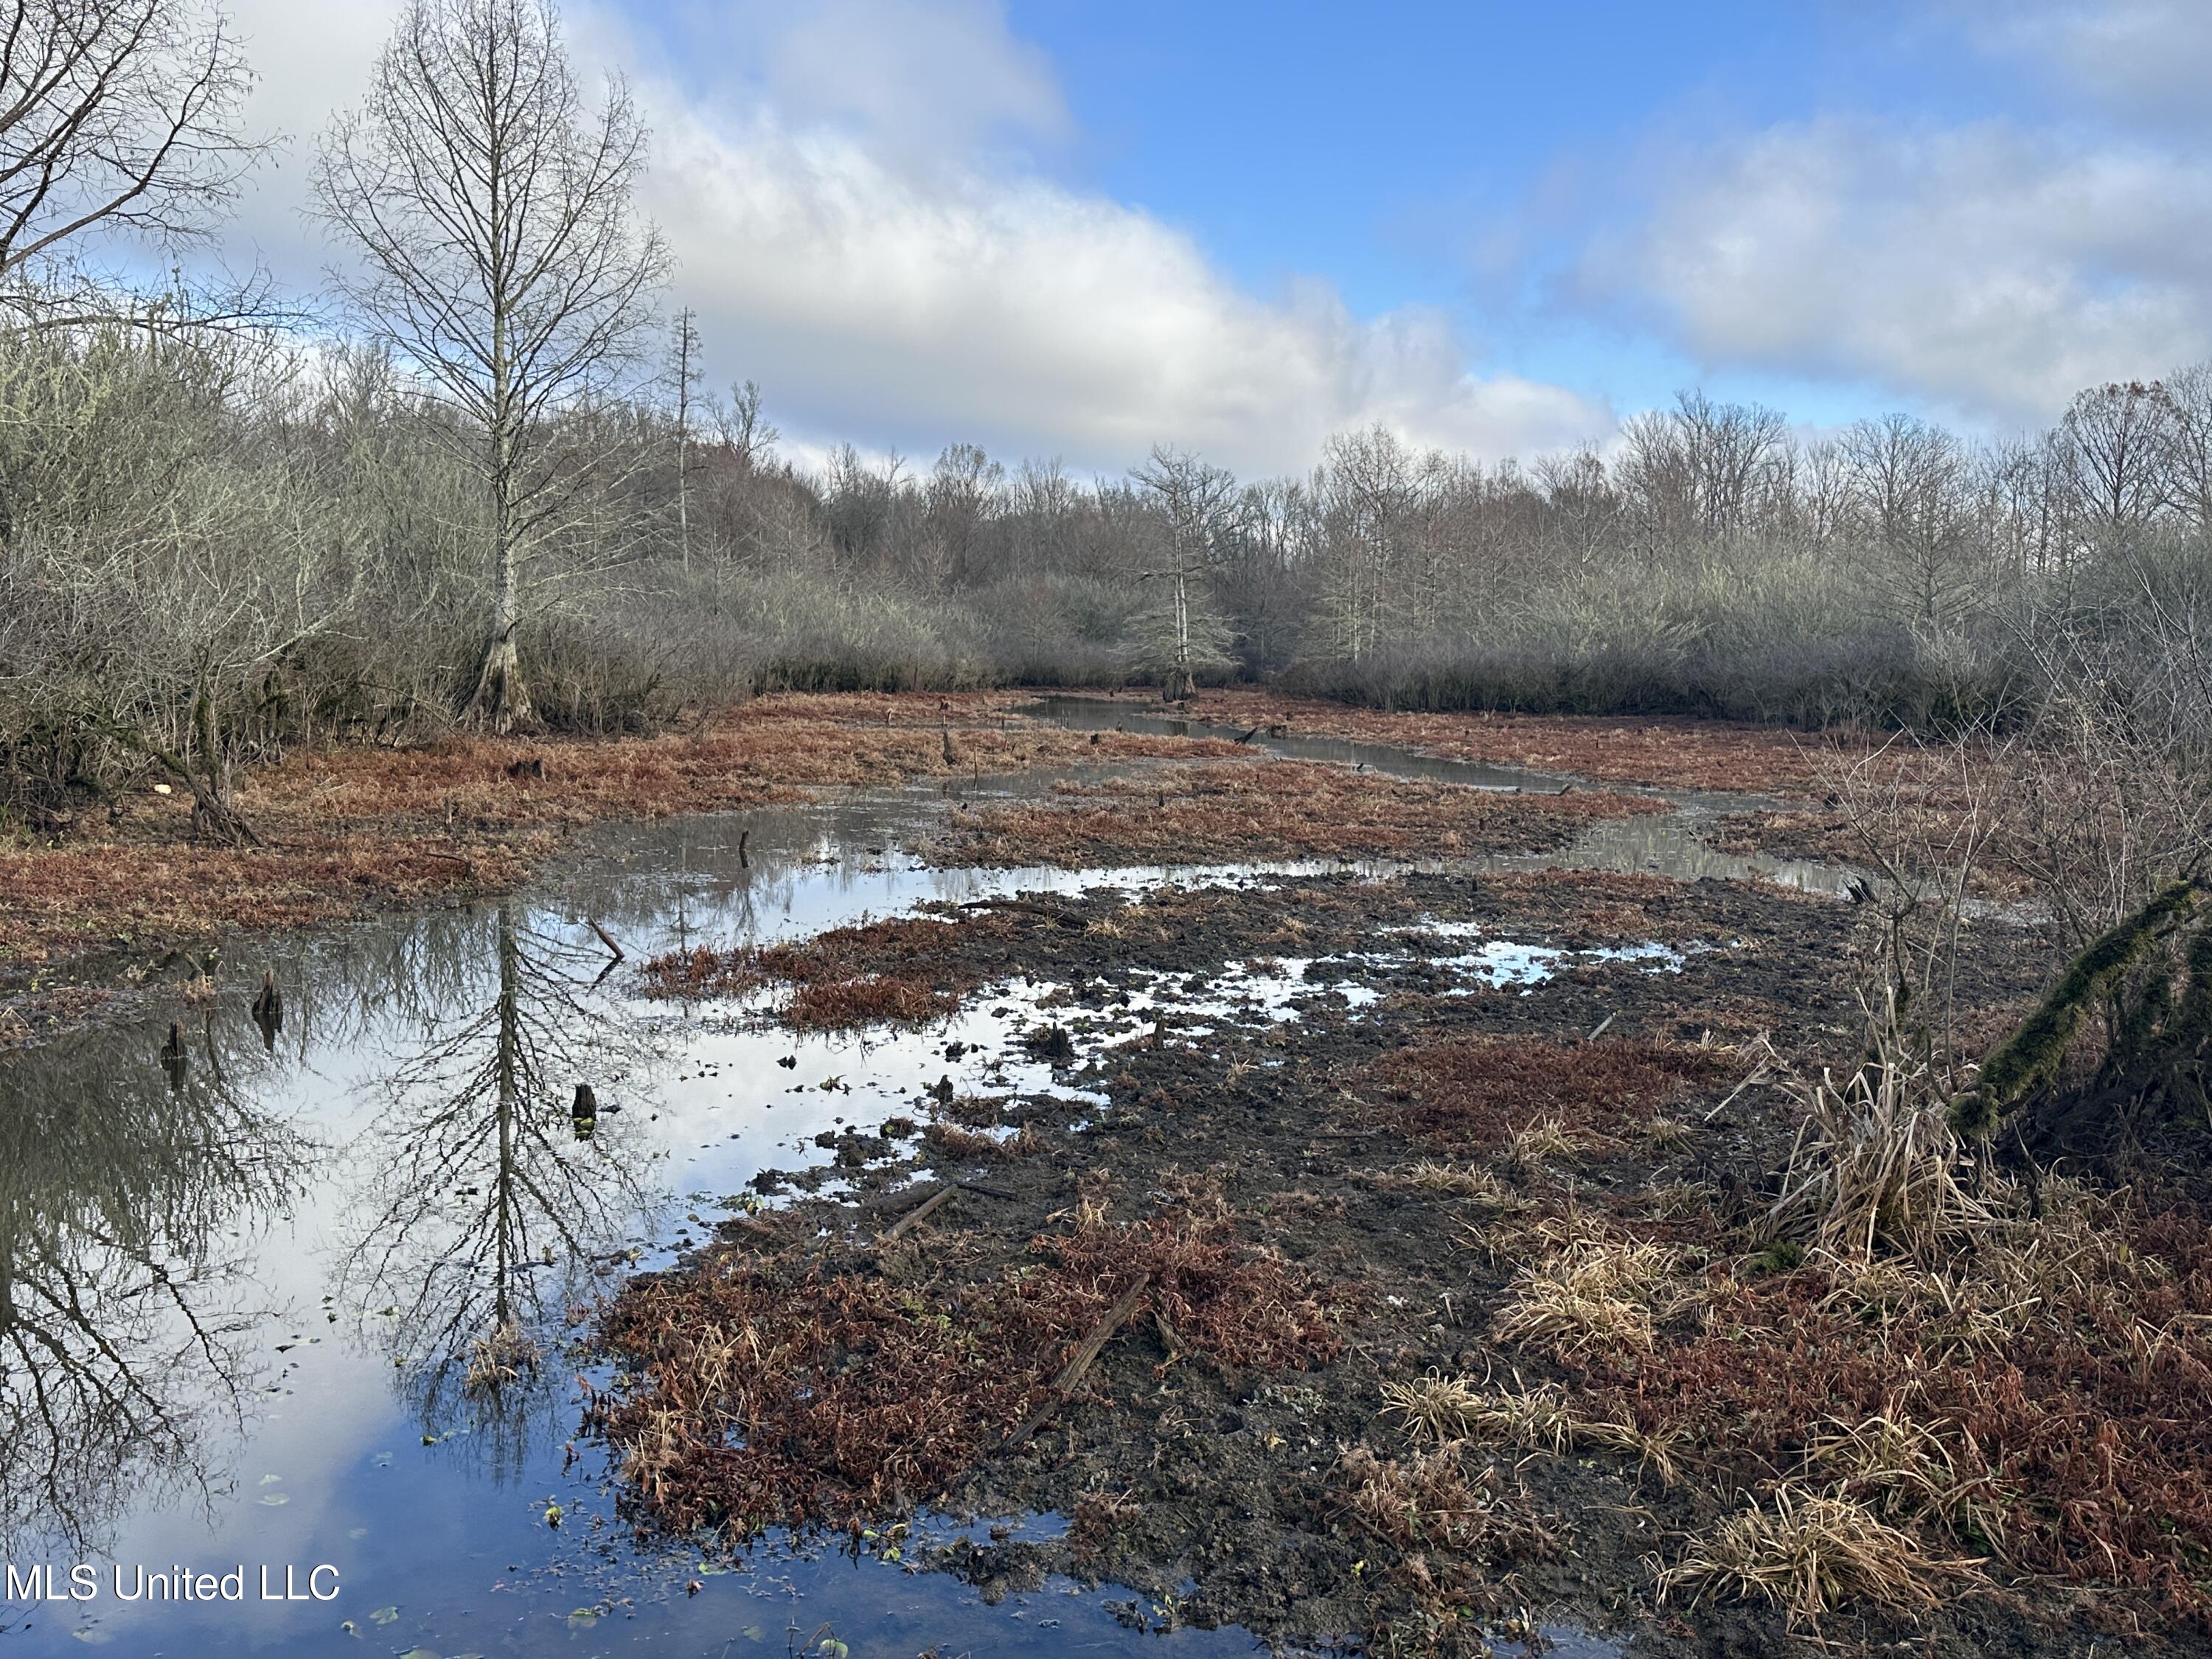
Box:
[4,689,2208,1658]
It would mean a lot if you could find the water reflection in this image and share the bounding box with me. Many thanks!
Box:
[335,897,665,1472]
[0,1019,306,1558]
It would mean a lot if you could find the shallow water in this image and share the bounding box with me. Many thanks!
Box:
[1016,695,1855,896]
[0,709,1820,1658]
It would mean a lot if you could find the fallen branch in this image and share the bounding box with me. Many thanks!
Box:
[1004,1271,1152,1449]
[883,1184,959,1239]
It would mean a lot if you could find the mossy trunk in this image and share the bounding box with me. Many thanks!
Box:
[1956,878,2201,1137]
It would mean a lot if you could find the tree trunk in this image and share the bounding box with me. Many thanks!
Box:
[464,422,535,732]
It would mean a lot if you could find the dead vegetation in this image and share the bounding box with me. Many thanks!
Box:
[587,1203,1340,1539]
[0,692,1226,998]
[1368,1034,1733,1149]
[638,913,999,1027]
[1161,690,1831,794]
[933,756,1663,868]
[1657,1490,1984,1628]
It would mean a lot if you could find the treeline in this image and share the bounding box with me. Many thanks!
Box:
[2,311,2211,824]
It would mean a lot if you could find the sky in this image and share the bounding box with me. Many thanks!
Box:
[204,0,2212,477]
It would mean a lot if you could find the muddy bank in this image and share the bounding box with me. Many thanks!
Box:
[587,866,2171,1659]
[1082,688,1836,795]
[0,692,1238,1045]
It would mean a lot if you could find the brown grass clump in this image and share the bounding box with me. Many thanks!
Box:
[1658,1489,1984,1627]
[639,913,992,1027]
[464,1320,543,1395]
[1802,1413,2008,1548]
[1380,1374,1678,1483]
[1387,1160,1528,1206]
[1370,1034,1731,1150]
[786,974,956,1029]
[933,757,1663,868]
[1501,1115,1588,1171]
[1337,1444,1554,1561]
[921,1121,1023,1163]
[1765,1026,2000,1265]
[1538,1187,2212,1621]
[1492,1237,1699,1360]
[588,1210,1340,1538]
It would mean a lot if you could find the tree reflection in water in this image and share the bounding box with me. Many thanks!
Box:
[0,1015,306,1558]
[338,897,666,1477]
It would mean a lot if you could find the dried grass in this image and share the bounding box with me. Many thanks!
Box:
[1502,1116,1587,1170]
[1380,1374,1677,1483]
[935,757,1662,868]
[588,1207,1341,1539]
[1658,1489,1985,1627]
[1371,1034,1732,1150]
[1336,1444,1553,1559]
[464,1320,543,1395]
[1491,1237,1698,1360]
[1166,690,1828,793]
[1766,1038,2002,1266]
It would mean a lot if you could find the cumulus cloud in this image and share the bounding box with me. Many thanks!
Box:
[192,0,1607,476]
[600,1,1610,475]
[1570,110,2212,423]
[641,100,1608,476]
[1955,0,2212,125]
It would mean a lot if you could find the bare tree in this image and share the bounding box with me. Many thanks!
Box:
[312,0,669,732]
[2059,380,2174,552]
[1132,443,1237,700]
[668,307,698,571]
[0,0,257,316]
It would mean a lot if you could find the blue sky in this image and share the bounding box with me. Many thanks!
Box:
[220,0,2212,476]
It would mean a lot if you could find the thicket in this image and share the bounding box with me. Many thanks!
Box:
[5,305,2212,830]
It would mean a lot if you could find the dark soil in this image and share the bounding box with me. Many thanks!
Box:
[584,863,2168,1659]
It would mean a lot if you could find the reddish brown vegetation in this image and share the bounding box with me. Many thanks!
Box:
[638,913,996,1028]
[0,692,1225,992]
[587,1211,1340,1538]
[1533,1198,2212,1624]
[937,758,1663,868]
[1368,1034,1733,1147]
[1164,689,1830,793]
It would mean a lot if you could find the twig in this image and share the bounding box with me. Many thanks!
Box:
[1004,1272,1152,1448]
[883,1184,959,1239]
[588,918,625,961]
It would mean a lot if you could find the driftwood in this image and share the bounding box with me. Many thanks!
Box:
[588,919,625,961]
[873,1178,1020,1240]
[1004,1271,1152,1448]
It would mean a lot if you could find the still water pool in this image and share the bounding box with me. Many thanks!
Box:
[0,718,1813,1655]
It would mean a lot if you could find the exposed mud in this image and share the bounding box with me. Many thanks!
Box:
[590,863,2166,1659]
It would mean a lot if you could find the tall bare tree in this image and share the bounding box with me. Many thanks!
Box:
[0,0,257,315]
[1132,443,1236,700]
[312,0,669,731]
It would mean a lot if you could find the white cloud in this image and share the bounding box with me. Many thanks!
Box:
[1572,114,2212,422]
[182,0,1610,474]
[1955,1,2212,125]
[643,100,1609,476]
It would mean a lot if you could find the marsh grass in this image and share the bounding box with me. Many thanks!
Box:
[1490,1237,1699,1360]
[1380,1373,1678,1484]
[1658,1489,1985,1627]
